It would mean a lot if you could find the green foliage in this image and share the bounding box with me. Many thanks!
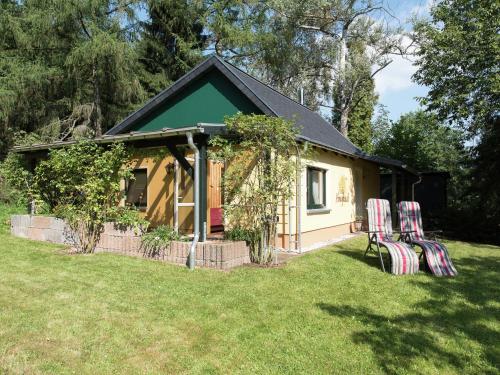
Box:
[413,0,500,244]
[413,0,499,135]
[0,152,32,207]
[0,0,146,154]
[33,140,144,253]
[206,0,402,136]
[141,225,181,259]
[373,110,468,206]
[138,0,207,96]
[210,114,302,264]
[333,50,378,153]
[374,110,466,172]
[224,226,260,246]
[112,206,150,234]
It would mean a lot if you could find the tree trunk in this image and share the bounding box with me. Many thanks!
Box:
[339,106,350,137]
[92,64,103,137]
[337,28,350,138]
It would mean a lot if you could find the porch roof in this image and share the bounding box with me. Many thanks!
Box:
[12,124,225,154]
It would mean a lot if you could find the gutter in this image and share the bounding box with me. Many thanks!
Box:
[297,135,419,176]
[186,132,200,270]
[13,126,204,153]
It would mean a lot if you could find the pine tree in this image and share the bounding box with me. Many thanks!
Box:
[138,0,207,96]
[0,0,145,152]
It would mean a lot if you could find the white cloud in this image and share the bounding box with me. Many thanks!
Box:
[374,54,418,96]
[373,34,419,96]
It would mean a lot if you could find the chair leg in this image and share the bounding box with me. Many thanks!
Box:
[376,244,386,273]
[364,242,371,257]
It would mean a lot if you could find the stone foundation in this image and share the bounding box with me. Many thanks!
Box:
[10,215,250,270]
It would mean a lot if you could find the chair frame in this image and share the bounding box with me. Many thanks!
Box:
[364,230,387,273]
[400,229,443,270]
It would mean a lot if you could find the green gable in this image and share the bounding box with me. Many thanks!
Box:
[130,69,261,132]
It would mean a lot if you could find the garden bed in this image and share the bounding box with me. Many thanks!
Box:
[10,215,250,269]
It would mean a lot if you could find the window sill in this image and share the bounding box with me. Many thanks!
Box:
[307,208,331,215]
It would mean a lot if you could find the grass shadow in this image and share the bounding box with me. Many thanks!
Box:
[335,243,391,272]
[316,254,500,374]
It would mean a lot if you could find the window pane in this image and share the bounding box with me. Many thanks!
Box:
[307,167,325,209]
[311,170,322,205]
[126,169,147,209]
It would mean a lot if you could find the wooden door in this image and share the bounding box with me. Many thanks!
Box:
[208,160,224,232]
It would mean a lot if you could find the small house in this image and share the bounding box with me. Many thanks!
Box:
[15,55,416,252]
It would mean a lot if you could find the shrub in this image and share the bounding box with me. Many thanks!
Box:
[0,152,32,208]
[34,140,145,253]
[111,206,149,234]
[141,225,181,259]
[224,227,261,254]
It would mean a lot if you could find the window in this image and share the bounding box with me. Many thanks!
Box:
[125,169,148,210]
[307,167,326,210]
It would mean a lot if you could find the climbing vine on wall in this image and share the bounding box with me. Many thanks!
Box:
[210,114,306,264]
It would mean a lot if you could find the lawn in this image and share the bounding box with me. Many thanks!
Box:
[0,205,498,374]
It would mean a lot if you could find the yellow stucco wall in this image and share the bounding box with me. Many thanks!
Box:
[122,145,380,248]
[276,147,380,243]
[124,150,194,233]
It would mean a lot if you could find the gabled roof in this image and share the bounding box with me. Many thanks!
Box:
[106,55,416,174]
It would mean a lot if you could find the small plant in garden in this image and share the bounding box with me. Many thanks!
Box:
[34,140,143,253]
[111,206,149,234]
[224,227,260,246]
[210,113,306,265]
[141,225,180,259]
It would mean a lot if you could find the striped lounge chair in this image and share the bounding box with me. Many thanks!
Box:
[398,201,457,277]
[365,198,419,275]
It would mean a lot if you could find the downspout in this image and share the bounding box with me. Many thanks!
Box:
[411,175,423,201]
[288,195,293,251]
[297,93,304,253]
[187,132,200,270]
[296,144,303,254]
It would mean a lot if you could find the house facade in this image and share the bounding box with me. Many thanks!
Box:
[16,55,415,252]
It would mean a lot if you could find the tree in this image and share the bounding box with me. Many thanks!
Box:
[345,78,377,153]
[413,0,500,244]
[205,0,406,137]
[0,0,70,155]
[138,0,207,96]
[413,0,499,135]
[373,110,467,205]
[210,114,301,264]
[57,0,145,137]
[374,111,465,171]
[332,44,378,152]
[0,0,145,153]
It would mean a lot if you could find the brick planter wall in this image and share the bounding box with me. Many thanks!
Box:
[10,215,250,270]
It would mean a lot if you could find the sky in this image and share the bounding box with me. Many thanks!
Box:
[373,0,433,120]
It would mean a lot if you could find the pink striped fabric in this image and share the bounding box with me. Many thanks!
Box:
[367,199,419,275]
[398,201,457,277]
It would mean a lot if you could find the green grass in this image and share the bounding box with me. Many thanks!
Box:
[0,205,498,374]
